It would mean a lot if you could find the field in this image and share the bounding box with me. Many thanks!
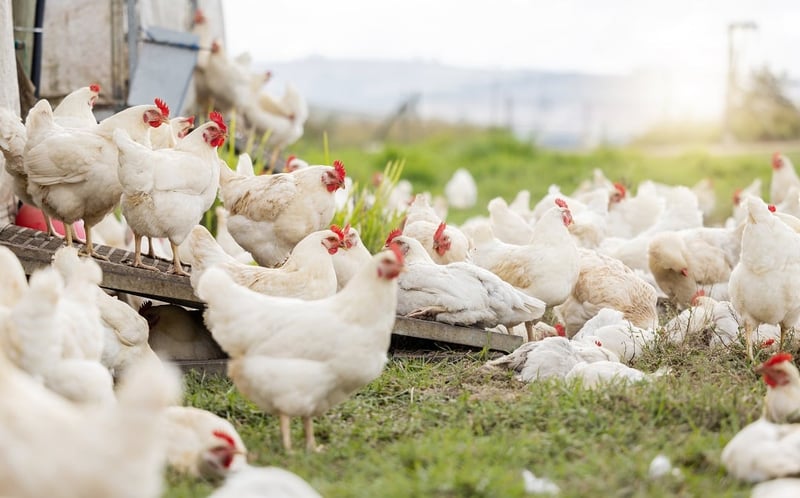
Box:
[168,129,799,497]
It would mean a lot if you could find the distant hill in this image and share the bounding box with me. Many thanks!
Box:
[256,57,725,148]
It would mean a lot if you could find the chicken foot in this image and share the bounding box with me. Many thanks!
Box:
[168,241,189,276]
[131,234,159,271]
[406,306,447,320]
[79,225,109,261]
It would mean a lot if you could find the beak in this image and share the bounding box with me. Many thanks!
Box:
[755,364,766,375]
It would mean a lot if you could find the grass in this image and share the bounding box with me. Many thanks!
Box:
[164,337,778,498]
[167,126,797,496]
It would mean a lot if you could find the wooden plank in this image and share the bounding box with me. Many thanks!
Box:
[0,224,524,354]
[0,224,203,308]
[393,316,523,353]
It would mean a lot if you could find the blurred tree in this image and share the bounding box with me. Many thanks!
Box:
[729,66,800,141]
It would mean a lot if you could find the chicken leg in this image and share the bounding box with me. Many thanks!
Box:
[303,416,322,452]
[744,321,754,363]
[279,413,292,452]
[131,234,159,271]
[80,225,109,261]
[168,241,189,276]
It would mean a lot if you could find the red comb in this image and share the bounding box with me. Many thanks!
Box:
[761,338,776,348]
[555,323,565,337]
[613,182,626,197]
[764,352,793,367]
[434,222,447,240]
[186,116,195,126]
[330,224,345,241]
[212,430,236,448]
[89,84,100,93]
[286,155,297,167]
[333,160,346,183]
[768,204,776,212]
[154,98,170,118]
[387,241,405,266]
[554,198,568,209]
[732,188,742,205]
[208,111,227,133]
[343,223,351,235]
[691,289,705,306]
[385,228,403,246]
[594,340,603,347]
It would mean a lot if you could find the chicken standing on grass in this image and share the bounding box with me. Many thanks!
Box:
[729,196,800,359]
[757,352,800,424]
[196,246,404,451]
[115,111,225,275]
[23,98,170,258]
[220,157,346,267]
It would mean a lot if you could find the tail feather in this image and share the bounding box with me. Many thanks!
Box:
[188,225,238,289]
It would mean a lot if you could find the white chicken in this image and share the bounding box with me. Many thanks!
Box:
[114,111,225,275]
[488,196,534,245]
[756,352,800,424]
[220,159,346,267]
[242,83,310,169]
[647,223,744,308]
[23,98,170,257]
[661,293,742,347]
[570,308,655,364]
[331,223,372,291]
[0,106,29,211]
[96,288,159,380]
[721,418,800,483]
[402,220,472,264]
[387,231,545,330]
[729,195,800,357]
[471,199,580,309]
[444,168,478,209]
[484,336,619,382]
[208,465,322,498]
[163,405,248,479]
[771,153,800,206]
[188,224,342,300]
[196,246,404,451]
[150,115,196,150]
[52,83,100,128]
[564,360,649,389]
[0,352,181,498]
[726,178,763,229]
[751,478,800,498]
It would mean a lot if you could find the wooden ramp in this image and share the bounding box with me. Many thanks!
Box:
[0,224,523,356]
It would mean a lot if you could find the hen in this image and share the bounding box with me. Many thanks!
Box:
[96,288,159,380]
[570,308,655,364]
[444,168,478,209]
[554,248,658,335]
[751,478,800,498]
[23,98,170,257]
[0,353,181,498]
[757,352,800,424]
[163,405,247,479]
[52,83,100,128]
[484,336,619,382]
[114,111,225,274]
[488,196,534,245]
[729,195,800,358]
[209,465,322,498]
[647,223,744,308]
[721,418,800,483]
[387,231,545,330]
[219,158,346,267]
[771,153,800,206]
[214,206,254,264]
[188,224,342,300]
[331,224,372,291]
[151,115,196,150]
[402,220,472,264]
[471,198,580,309]
[242,83,310,169]
[196,246,404,451]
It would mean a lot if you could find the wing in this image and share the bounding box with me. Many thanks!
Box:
[25,130,109,185]
[222,173,298,222]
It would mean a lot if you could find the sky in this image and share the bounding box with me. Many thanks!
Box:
[223,0,800,77]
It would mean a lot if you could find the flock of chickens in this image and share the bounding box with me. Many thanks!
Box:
[3,70,800,495]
